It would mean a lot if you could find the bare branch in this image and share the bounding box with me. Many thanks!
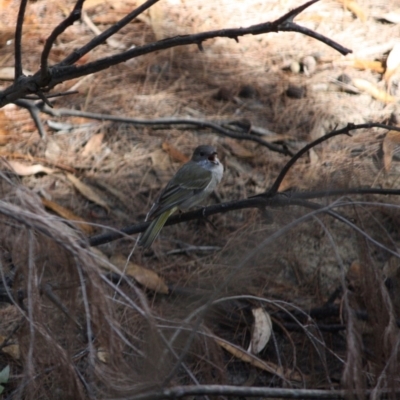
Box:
[40,0,85,83]
[88,122,400,248]
[40,106,292,155]
[61,0,161,66]
[14,0,29,79]
[14,99,47,138]
[126,384,398,399]
[48,8,351,85]
[87,187,400,247]
[265,123,400,195]
[0,0,351,107]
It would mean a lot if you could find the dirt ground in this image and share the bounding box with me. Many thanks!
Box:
[1,0,400,398]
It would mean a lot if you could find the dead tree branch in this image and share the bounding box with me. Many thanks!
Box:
[1,0,351,107]
[88,123,400,247]
[126,385,399,400]
[40,0,85,83]
[40,105,292,155]
[14,0,28,79]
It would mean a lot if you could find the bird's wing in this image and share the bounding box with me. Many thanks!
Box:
[148,162,212,219]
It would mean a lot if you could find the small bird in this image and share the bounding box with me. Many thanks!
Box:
[139,145,223,248]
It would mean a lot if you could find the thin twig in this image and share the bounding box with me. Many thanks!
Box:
[39,106,291,155]
[264,123,400,195]
[61,0,160,66]
[23,90,79,100]
[15,0,29,79]
[14,99,47,138]
[40,0,85,83]
[127,384,399,400]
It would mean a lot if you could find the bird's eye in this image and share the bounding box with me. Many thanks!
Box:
[199,152,204,156]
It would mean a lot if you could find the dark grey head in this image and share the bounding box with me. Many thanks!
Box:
[191,145,218,163]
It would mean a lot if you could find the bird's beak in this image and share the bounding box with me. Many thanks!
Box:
[208,152,218,164]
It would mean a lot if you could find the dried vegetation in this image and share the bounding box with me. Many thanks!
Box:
[1,0,400,398]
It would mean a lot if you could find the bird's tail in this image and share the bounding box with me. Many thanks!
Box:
[139,208,176,248]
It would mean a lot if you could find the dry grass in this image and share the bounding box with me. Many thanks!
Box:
[1,0,400,398]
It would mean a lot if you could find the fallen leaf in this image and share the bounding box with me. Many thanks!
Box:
[81,133,104,157]
[151,149,171,171]
[41,197,94,234]
[1,344,20,360]
[384,43,400,82]
[380,10,400,24]
[0,110,12,145]
[97,347,109,363]
[382,130,400,172]
[214,335,301,381]
[0,336,20,360]
[45,139,61,162]
[352,78,396,102]
[353,59,384,73]
[225,139,253,159]
[66,174,110,212]
[162,142,189,163]
[81,10,126,50]
[340,0,367,22]
[149,1,165,40]
[110,254,169,294]
[1,152,75,173]
[247,308,272,354]
[7,161,54,176]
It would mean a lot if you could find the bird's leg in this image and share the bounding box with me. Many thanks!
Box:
[200,207,217,230]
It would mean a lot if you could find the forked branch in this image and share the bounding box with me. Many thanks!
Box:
[2,0,351,107]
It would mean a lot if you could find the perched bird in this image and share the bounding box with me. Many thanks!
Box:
[139,145,223,248]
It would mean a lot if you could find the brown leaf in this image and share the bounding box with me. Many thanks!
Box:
[0,110,12,145]
[1,152,75,173]
[340,0,367,22]
[7,161,54,176]
[214,335,301,381]
[352,78,396,102]
[353,59,384,74]
[247,307,272,354]
[41,197,94,234]
[110,255,169,294]
[81,133,104,157]
[382,130,400,172]
[66,174,110,212]
[162,142,189,163]
[151,149,172,171]
[0,335,20,360]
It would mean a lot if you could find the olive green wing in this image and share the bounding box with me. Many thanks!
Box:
[148,162,212,219]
